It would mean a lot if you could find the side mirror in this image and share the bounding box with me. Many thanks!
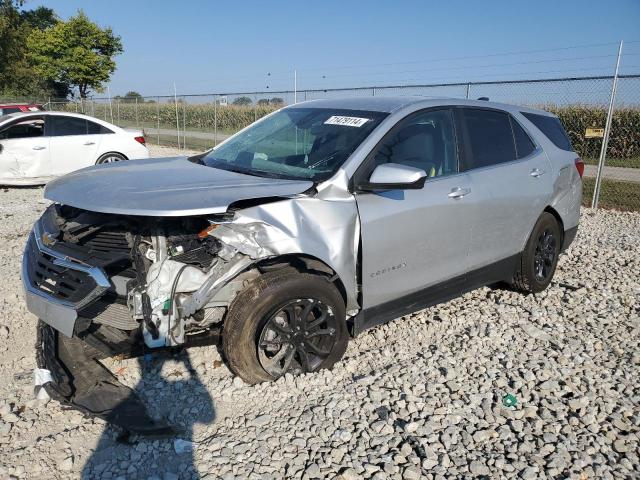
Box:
[358,163,427,191]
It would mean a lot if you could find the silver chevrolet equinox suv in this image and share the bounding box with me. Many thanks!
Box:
[23,97,582,433]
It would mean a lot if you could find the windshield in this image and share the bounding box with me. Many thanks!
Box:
[198,108,387,181]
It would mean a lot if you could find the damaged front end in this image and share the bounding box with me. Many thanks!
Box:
[24,182,360,432]
[25,204,257,433]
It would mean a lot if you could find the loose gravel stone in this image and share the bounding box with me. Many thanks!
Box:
[0,165,639,478]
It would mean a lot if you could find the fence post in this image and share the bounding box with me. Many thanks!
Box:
[183,98,187,151]
[117,99,120,124]
[214,94,218,147]
[372,87,376,97]
[107,86,114,124]
[592,40,623,209]
[156,97,160,146]
[465,83,471,99]
[173,83,180,149]
[135,97,139,127]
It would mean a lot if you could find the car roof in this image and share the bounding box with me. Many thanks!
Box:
[0,103,42,107]
[287,96,555,117]
[0,110,123,126]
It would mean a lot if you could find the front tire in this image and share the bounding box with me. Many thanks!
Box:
[222,271,348,384]
[512,212,562,293]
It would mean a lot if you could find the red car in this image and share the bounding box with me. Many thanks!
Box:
[0,103,44,116]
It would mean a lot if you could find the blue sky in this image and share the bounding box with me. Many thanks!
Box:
[30,0,640,97]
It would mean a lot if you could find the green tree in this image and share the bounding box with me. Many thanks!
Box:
[270,97,284,105]
[20,6,57,30]
[0,1,63,99]
[27,11,123,98]
[122,90,143,103]
[257,98,270,106]
[232,96,253,106]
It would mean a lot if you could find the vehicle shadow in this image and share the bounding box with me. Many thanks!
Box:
[80,350,215,479]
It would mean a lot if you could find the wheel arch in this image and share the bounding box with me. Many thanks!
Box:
[521,206,565,253]
[543,205,565,244]
[96,151,128,164]
[253,253,349,309]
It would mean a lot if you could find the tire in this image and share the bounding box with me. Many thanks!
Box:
[512,212,562,293]
[222,271,348,384]
[96,152,127,164]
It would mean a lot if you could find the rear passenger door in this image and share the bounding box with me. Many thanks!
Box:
[457,108,553,271]
[48,115,101,175]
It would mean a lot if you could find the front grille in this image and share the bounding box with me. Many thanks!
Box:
[25,236,99,305]
[77,230,131,255]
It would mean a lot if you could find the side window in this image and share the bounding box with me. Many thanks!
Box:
[49,116,88,136]
[461,109,516,170]
[0,118,45,140]
[369,109,458,179]
[510,117,536,158]
[87,120,113,134]
[1,107,22,115]
[521,112,573,151]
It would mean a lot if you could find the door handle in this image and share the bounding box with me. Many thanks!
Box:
[32,146,46,150]
[530,168,546,177]
[83,141,95,146]
[448,187,471,199]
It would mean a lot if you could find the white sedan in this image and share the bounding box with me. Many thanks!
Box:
[0,111,149,185]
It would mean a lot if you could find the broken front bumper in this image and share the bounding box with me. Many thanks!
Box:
[24,223,176,435]
[35,321,176,435]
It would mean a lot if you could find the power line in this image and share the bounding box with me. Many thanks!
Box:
[300,66,640,91]
[295,41,627,73]
[300,54,627,81]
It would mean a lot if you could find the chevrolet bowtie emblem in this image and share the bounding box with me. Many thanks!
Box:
[41,231,58,247]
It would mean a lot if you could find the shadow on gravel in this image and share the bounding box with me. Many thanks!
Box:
[81,351,215,479]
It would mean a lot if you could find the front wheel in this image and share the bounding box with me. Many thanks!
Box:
[512,212,562,293]
[222,271,348,384]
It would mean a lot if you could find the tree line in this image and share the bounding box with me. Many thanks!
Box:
[0,0,122,99]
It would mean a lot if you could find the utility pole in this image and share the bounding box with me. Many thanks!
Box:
[592,40,623,209]
[173,82,180,149]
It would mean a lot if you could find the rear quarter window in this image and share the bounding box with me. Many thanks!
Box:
[87,120,113,134]
[510,117,536,158]
[521,112,573,151]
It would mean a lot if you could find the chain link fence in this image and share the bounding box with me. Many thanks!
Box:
[41,74,640,211]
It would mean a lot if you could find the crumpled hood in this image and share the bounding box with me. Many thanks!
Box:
[44,157,314,216]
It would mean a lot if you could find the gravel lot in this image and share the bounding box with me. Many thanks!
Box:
[0,147,638,479]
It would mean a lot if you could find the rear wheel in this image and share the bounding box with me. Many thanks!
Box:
[96,152,127,164]
[222,271,348,384]
[512,212,562,293]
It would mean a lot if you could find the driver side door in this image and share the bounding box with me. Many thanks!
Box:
[354,108,476,317]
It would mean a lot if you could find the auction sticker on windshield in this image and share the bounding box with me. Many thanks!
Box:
[324,116,370,127]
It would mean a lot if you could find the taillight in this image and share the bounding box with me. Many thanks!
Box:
[134,136,146,146]
[574,157,584,178]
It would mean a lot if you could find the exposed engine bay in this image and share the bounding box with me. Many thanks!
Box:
[29,205,267,434]
[32,204,266,351]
